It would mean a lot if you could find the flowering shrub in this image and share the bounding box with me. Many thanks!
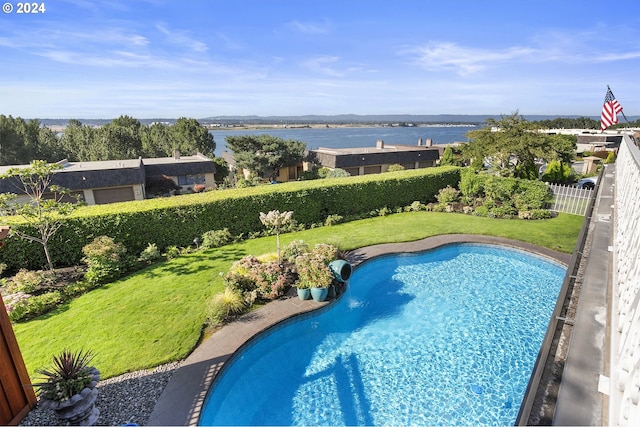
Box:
[282,240,309,263]
[223,255,289,301]
[7,269,44,293]
[311,243,340,265]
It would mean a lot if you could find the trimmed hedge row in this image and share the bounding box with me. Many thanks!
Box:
[0,167,461,271]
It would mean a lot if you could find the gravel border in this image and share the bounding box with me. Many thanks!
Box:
[20,361,181,426]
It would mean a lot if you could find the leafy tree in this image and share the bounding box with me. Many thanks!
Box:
[170,117,216,156]
[212,156,230,183]
[439,146,457,166]
[0,160,78,271]
[142,122,173,157]
[225,135,306,180]
[60,119,95,161]
[95,115,144,160]
[541,160,572,183]
[463,112,576,179]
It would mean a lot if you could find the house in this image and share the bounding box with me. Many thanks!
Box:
[306,139,441,176]
[0,151,216,205]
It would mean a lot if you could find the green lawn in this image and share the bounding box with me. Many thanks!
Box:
[14,211,583,380]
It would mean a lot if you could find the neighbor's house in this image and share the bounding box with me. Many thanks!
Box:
[222,139,442,182]
[305,139,441,176]
[0,151,216,205]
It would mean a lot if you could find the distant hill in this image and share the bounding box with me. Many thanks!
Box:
[199,114,608,125]
[37,114,639,127]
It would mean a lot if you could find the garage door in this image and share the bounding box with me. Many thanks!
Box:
[93,187,135,205]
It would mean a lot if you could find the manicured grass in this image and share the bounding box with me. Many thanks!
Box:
[14,211,583,380]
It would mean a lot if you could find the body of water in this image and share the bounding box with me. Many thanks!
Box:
[210,125,476,156]
[199,243,565,426]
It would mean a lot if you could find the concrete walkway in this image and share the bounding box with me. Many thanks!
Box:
[147,234,570,426]
[553,164,614,425]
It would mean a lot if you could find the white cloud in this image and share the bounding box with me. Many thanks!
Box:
[287,20,331,34]
[407,42,536,76]
[155,23,208,53]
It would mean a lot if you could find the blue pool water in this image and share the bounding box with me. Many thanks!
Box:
[199,244,566,426]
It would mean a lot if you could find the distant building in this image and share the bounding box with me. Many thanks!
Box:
[0,151,216,205]
[306,139,441,176]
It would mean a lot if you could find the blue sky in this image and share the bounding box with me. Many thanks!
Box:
[1,0,639,119]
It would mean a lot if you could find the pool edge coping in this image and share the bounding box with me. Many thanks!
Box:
[146,234,570,426]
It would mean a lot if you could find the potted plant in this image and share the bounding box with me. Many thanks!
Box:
[34,349,100,426]
[295,279,312,300]
[295,251,334,302]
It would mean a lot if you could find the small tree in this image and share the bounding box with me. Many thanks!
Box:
[0,160,78,271]
[259,210,293,264]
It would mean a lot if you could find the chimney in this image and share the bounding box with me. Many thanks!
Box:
[376,139,384,149]
[173,149,180,159]
[418,138,423,146]
[425,138,433,147]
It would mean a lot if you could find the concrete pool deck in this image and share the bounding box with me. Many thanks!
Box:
[147,234,571,426]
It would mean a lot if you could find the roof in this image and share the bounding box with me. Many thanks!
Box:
[143,152,215,177]
[307,144,440,168]
[0,153,216,193]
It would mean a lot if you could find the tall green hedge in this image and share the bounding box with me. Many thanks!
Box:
[0,167,460,271]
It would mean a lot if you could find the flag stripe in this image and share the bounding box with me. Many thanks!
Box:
[601,87,623,131]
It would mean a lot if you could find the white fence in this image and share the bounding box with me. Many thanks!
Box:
[610,134,640,426]
[547,183,593,216]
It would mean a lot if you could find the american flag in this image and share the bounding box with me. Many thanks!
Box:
[601,86,623,131]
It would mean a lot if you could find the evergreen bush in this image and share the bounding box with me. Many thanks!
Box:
[0,167,460,271]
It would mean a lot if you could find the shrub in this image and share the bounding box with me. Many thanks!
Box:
[223,255,289,301]
[206,287,247,325]
[201,228,233,249]
[541,160,572,183]
[252,262,289,300]
[163,246,181,260]
[282,240,309,263]
[459,168,485,199]
[0,167,461,271]
[474,206,489,217]
[82,236,131,285]
[8,269,44,293]
[405,201,425,212]
[138,243,161,264]
[436,186,460,204]
[605,151,616,164]
[490,206,518,218]
[324,168,351,178]
[387,164,405,172]
[8,291,63,322]
[324,214,344,226]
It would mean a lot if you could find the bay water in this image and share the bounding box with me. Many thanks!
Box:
[210,125,477,156]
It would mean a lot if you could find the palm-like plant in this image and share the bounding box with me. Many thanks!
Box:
[34,349,95,401]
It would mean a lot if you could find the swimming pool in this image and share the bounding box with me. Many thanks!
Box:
[199,243,566,426]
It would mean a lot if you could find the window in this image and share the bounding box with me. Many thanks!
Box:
[178,174,205,185]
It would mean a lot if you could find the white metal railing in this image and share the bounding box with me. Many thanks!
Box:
[547,183,592,216]
[610,134,640,426]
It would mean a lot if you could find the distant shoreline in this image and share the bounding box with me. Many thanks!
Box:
[204,123,479,131]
